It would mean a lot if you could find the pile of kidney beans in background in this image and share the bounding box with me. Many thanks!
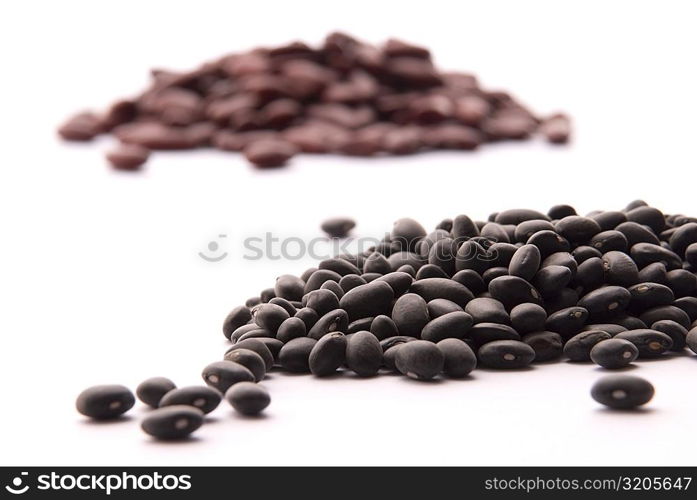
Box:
[76,200,697,439]
[58,32,570,171]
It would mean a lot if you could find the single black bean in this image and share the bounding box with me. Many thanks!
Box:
[309,332,347,376]
[589,230,628,253]
[555,216,601,244]
[477,340,535,369]
[480,222,510,243]
[630,243,682,271]
[639,305,691,329]
[320,280,345,299]
[276,317,307,343]
[396,264,416,277]
[339,281,394,321]
[465,297,510,325]
[370,314,399,340]
[307,308,349,339]
[363,252,392,274]
[159,386,221,414]
[451,270,487,295]
[578,286,631,320]
[136,377,176,408]
[222,306,252,340]
[388,251,425,272]
[651,320,687,351]
[545,287,580,314]
[278,337,317,372]
[346,331,383,377]
[592,211,627,231]
[294,307,319,330]
[583,323,627,336]
[392,293,430,337]
[602,251,639,287]
[226,338,275,371]
[469,322,520,347]
[508,244,541,281]
[514,220,555,243]
[303,289,340,317]
[590,375,654,409]
[252,303,290,333]
[615,222,660,247]
[638,262,668,284]
[391,218,427,252]
[416,263,449,280]
[454,240,491,274]
[339,274,367,293]
[533,265,572,297]
[383,344,404,372]
[274,274,305,301]
[510,303,547,334]
[260,288,276,303]
[300,267,318,283]
[541,252,578,277]
[590,339,639,369]
[495,209,549,225]
[548,204,576,220]
[626,206,664,234]
[421,311,473,342]
[304,269,342,293]
[255,337,284,362]
[674,297,697,322]
[319,258,361,276]
[687,327,697,354]
[245,297,261,308]
[669,222,697,257]
[523,331,563,362]
[488,275,542,309]
[395,340,445,380]
[202,360,255,392]
[437,338,476,377]
[141,406,204,440]
[665,269,697,298]
[572,245,603,265]
[611,314,648,330]
[614,329,673,358]
[545,306,589,337]
[76,385,135,419]
[489,242,518,268]
[321,218,356,238]
[563,330,611,361]
[230,324,267,344]
[225,382,271,415]
[527,230,570,258]
[452,214,480,239]
[427,238,458,276]
[348,317,374,333]
[628,282,674,312]
[574,257,605,294]
[376,271,414,297]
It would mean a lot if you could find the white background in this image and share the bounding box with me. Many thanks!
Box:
[1,0,696,466]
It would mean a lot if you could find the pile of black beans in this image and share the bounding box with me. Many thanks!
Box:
[76,200,697,439]
[58,32,569,171]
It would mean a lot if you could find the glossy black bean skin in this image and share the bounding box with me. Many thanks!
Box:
[421,311,473,342]
[252,303,290,333]
[307,309,349,340]
[225,382,271,416]
[392,293,430,337]
[276,317,307,343]
[545,306,589,338]
[469,322,520,347]
[541,252,578,277]
[136,377,176,408]
[602,251,639,287]
[268,297,297,317]
[278,337,317,372]
[574,257,605,294]
[370,314,399,340]
[339,274,367,293]
[303,289,340,317]
[674,297,697,322]
[627,282,674,312]
[391,218,427,252]
[346,331,383,377]
[523,331,563,362]
[255,338,284,362]
[510,303,547,334]
[202,360,255,392]
[572,246,602,265]
[589,231,628,253]
[309,332,347,376]
[227,338,275,371]
[614,329,673,358]
[631,243,682,271]
[416,263,449,280]
[437,338,477,377]
[651,320,687,351]
[488,275,542,309]
[319,258,361,277]
[495,209,549,225]
[639,305,691,330]
[451,270,487,295]
[669,222,697,257]
[626,206,664,234]
[578,286,631,319]
[508,244,541,281]
[141,406,204,440]
[548,204,576,220]
[427,298,463,318]
[76,385,135,419]
[339,281,394,321]
[223,349,266,382]
[590,375,654,409]
[616,222,660,247]
[363,252,392,274]
[590,339,639,369]
[159,386,221,414]
[563,330,611,361]
[477,340,535,369]
[395,340,444,380]
[294,307,318,330]
[409,277,474,307]
[465,297,510,325]
[666,269,697,298]
[687,327,697,354]
[592,211,627,231]
[274,274,305,301]
[527,230,571,258]
[376,271,414,297]
[304,269,342,293]
[555,216,601,244]
[222,306,252,340]
[533,265,572,297]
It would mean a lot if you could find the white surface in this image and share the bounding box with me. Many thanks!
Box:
[1,0,697,466]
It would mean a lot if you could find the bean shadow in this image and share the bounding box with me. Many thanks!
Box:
[143,435,204,446]
[80,415,134,426]
[594,407,657,416]
[592,364,638,373]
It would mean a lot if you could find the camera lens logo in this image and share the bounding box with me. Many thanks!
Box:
[199,234,228,262]
[5,472,29,495]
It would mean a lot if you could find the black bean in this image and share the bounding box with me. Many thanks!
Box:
[465,297,510,325]
[630,243,682,271]
[395,340,444,380]
[555,216,601,244]
[578,286,631,320]
[279,337,317,372]
[388,251,425,272]
[687,327,697,354]
[591,211,627,231]
[390,293,429,337]
[346,331,383,377]
[222,306,252,340]
[508,244,541,282]
[489,242,518,268]
[348,317,374,333]
[141,406,204,440]
[202,360,255,392]
[383,344,403,371]
[304,269,342,293]
[274,274,305,301]
[320,280,345,299]
[546,287,580,314]
[469,322,520,347]
[339,281,394,321]
[76,385,135,420]
[495,209,549,225]
[602,251,639,287]
[427,238,459,276]
[452,214,479,239]
[639,305,691,330]
[309,332,347,376]
[533,265,572,297]
[611,314,648,330]
[455,240,491,274]
[514,220,555,243]
[669,222,697,257]
[255,338,284,362]
[583,323,627,336]
[230,324,266,343]
[523,331,563,362]
[625,206,665,234]
[252,303,290,333]
[268,297,297,317]
[615,222,660,247]
[527,230,570,257]
[436,338,476,377]
[225,382,271,415]
[590,339,638,369]
[638,262,668,284]
[510,303,547,334]
[548,204,576,220]
[674,296,697,322]
[391,218,427,252]
[477,340,535,369]
[159,386,221,414]
[628,282,675,312]
[666,269,697,298]
[276,317,307,343]
[136,377,176,408]
[375,271,414,297]
[321,218,356,238]
[223,348,266,382]
[396,264,417,277]
[488,275,542,309]
[303,289,340,317]
[260,288,276,303]
[541,251,578,277]
[363,252,392,274]
[589,230,628,253]
[451,270,487,295]
[319,258,361,277]
[590,375,654,409]
[614,329,673,358]
[480,222,510,243]
[572,245,603,265]
[300,267,317,283]
[651,320,687,351]
[416,263,449,280]
[370,314,399,340]
[339,274,367,293]
[307,308,349,339]
[545,306,589,337]
[563,330,612,361]
[436,218,454,232]
[226,338,275,371]
[574,257,605,293]
[421,311,473,342]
